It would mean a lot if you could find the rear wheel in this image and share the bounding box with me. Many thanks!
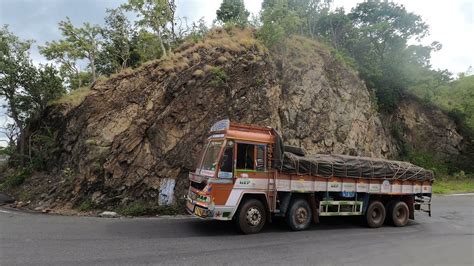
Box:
[389,201,409,227]
[286,198,312,231]
[366,201,386,228]
[235,199,266,234]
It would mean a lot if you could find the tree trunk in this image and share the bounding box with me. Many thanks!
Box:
[159,36,167,58]
[90,55,96,83]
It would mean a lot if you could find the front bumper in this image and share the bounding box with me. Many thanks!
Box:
[185,194,212,218]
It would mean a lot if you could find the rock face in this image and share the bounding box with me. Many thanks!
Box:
[392,95,464,158]
[274,37,395,157]
[17,29,464,210]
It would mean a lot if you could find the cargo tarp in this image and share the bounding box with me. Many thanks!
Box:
[275,152,434,181]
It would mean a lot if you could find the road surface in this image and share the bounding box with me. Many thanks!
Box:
[1,195,473,265]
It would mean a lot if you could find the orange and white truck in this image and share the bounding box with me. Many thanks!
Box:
[185,119,433,234]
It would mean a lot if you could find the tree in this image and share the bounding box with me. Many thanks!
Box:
[345,0,430,112]
[39,40,83,89]
[216,0,250,26]
[258,0,302,46]
[122,0,174,58]
[287,0,330,37]
[349,1,428,63]
[0,25,33,133]
[40,17,102,85]
[22,65,65,119]
[1,26,65,164]
[132,30,164,63]
[315,7,355,50]
[97,8,135,75]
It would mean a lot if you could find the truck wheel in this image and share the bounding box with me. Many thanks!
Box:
[235,199,266,234]
[390,201,409,227]
[286,198,312,231]
[366,201,385,228]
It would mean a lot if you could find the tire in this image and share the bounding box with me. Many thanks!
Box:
[286,198,312,231]
[235,199,266,234]
[366,200,386,228]
[390,201,409,227]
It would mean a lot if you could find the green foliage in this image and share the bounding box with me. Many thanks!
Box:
[216,0,250,26]
[315,7,355,50]
[346,1,429,113]
[132,30,164,63]
[39,17,102,88]
[432,173,474,194]
[77,199,94,211]
[96,7,135,76]
[0,167,30,188]
[408,74,474,173]
[433,75,474,130]
[19,191,32,201]
[29,126,61,170]
[186,18,209,43]
[1,26,65,164]
[258,0,302,47]
[117,201,179,216]
[122,0,175,57]
[404,150,449,176]
[330,49,356,70]
[210,66,229,86]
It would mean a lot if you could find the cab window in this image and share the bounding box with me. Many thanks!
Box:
[237,143,254,170]
[236,143,266,171]
[218,141,234,178]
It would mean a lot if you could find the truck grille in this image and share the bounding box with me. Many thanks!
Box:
[190,181,206,191]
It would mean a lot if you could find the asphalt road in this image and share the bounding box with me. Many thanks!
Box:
[1,195,473,266]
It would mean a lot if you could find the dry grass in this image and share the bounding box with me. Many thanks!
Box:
[192,69,205,78]
[50,87,91,108]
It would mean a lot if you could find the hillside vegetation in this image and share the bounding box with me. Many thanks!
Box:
[0,0,472,213]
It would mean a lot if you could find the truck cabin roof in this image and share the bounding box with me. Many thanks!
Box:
[208,119,277,144]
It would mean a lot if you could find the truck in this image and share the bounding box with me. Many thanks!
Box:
[185,119,433,234]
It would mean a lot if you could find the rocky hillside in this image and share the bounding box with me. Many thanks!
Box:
[6,28,465,212]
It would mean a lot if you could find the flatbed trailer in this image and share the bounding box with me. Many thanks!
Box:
[185,120,433,234]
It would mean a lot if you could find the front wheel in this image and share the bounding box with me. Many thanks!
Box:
[286,198,312,231]
[235,199,266,234]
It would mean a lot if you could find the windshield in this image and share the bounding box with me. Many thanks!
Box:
[199,141,223,176]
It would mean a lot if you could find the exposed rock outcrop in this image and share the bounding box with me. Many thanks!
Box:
[8,29,465,211]
[392,95,464,158]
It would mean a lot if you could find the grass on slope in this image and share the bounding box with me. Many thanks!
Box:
[49,86,91,108]
[433,178,474,194]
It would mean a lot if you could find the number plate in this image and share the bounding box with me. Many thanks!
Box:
[194,206,207,217]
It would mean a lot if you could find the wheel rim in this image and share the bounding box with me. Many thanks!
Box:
[246,207,262,226]
[396,206,407,220]
[372,207,382,223]
[295,207,308,225]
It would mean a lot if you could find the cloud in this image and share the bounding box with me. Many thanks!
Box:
[459,1,473,25]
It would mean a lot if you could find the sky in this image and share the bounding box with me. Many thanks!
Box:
[0,0,473,146]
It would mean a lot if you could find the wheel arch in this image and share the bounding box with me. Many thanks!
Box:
[233,192,270,221]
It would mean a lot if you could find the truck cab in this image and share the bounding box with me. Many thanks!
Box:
[185,119,276,223]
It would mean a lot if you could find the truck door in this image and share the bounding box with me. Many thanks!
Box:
[235,142,268,178]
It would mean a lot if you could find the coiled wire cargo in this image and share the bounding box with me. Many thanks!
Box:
[276,152,434,181]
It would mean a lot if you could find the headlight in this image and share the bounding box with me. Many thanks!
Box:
[197,195,211,202]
